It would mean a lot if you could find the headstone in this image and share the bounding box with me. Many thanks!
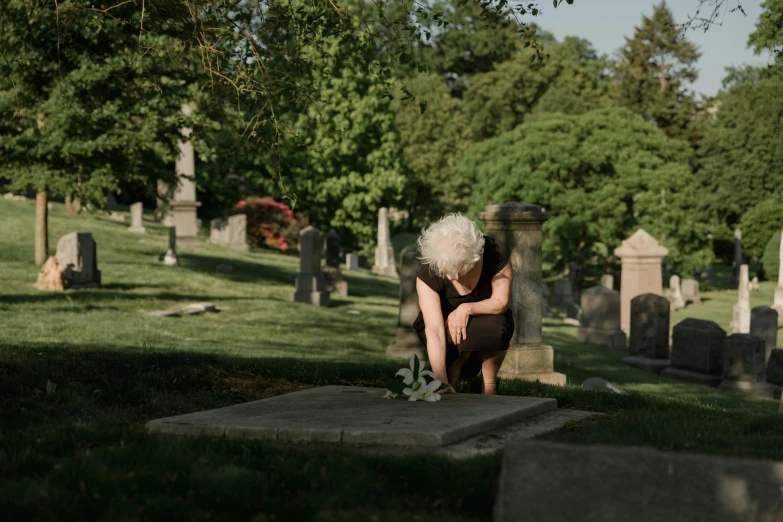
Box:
[750,305,778,363]
[667,275,685,310]
[209,218,229,245]
[55,232,101,288]
[323,229,347,297]
[731,264,751,334]
[477,202,566,385]
[128,202,146,233]
[582,377,625,394]
[371,207,398,278]
[358,255,369,269]
[552,278,573,308]
[661,318,726,386]
[732,228,743,284]
[386,246,425,358]
[34,256,65,292]
[162,226,178,266]
[227,214,248,251]
[493,440,783,522]
[772,228,783,320]
[718,333,774,397]
[599,274,614,290]
[767,349,783,385]
[345,253,360,271]
[614,229,668,335]
[750,276,760,291]
[681,278,701,304]
[291,226,330,306]
[576,286,626,350]
[170,104,201,247]
[625,294,670,370]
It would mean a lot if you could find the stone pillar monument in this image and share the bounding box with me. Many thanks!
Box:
[372,207,398,278]
[291,227,330,306]
[386,246,425,358]
[732,228,743,284]
[614,229,669,335]
[772,230,783,321]
[171,105,201,247]
[732,264,751,334]
[477,202,566,385]
[128,202,146,233]
[667,275,685,310]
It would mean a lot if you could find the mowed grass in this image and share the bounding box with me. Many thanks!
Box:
[2,198,783,521]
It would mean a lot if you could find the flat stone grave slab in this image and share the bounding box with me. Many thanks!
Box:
[495,440,783,522]
[146,386,557,447]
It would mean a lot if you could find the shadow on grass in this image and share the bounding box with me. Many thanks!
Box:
[0,291,260,305]
[342,273,399,299]
[177,251,296,285]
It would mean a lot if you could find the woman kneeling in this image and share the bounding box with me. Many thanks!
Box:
[413,213,513,394]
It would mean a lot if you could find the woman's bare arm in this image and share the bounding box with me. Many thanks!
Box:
[465,261,512,316]
[417,278,448,383]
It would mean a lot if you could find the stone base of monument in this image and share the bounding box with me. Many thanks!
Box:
[128,225,146,234]
[497,344,567,386]
[660,367,722,386]
[372,265,398,278]
[576,327,627,352]
[291,275,330,306]
[493,440,783,522]
[386,328,425,359]
[146,386,564,449]
[621,356,671,374]
[717,380,776,398]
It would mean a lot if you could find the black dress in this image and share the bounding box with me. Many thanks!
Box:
[413,236,515,377]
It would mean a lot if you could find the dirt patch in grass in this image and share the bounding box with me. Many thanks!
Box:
[218,370,312,400]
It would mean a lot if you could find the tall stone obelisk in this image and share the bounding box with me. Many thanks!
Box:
[372,207,398,278]
[171,104,201,247]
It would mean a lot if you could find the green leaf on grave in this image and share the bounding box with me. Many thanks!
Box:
[385,378,406,394]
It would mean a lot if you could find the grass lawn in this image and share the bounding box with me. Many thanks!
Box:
[2,198,783,521]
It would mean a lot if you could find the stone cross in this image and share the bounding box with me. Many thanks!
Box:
[163,226,179,266]
[732,228,743,283]
[477,202,566,385]
[667,275,685,310]
[291,226,330,306]
[576,286,626,350]
[56,232,101,288]
[345,253,360,271]
[614,229,668,335]
[372,207,398,278]
[128,202,146,233]
[386,246,425,358]
[773,229,783,320]
[171,104,201,247]
[732,264,751,334]
[750,305,778,364]
[600,274,614,290]
[323,229,347,297]
[628,293,670,360]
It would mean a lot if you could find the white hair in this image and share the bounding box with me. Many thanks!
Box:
[418,213,484,278]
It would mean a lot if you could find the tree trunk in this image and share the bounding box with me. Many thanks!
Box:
[35,191,49,265]
[659,58,667,93]
[65,193,81,215]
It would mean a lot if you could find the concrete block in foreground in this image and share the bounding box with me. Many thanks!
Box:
[494,441,783,522]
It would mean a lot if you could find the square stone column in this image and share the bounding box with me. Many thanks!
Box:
[171,104,201,247]
[614,229,668,335]
[128,202,146,233]
[372,207,398,278]
[732,264,751,334]
[772,229,783,321]
[477,202,566,385]
[291,227,330,306]
[386,246,425,358]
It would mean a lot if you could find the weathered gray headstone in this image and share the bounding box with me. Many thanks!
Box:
[599,274,614,290]
[681,278,701,304]
[55,232,101,288]
[732,264,751,334]
[493,440,783,522]
[772,228,783,320]
[625,294,670,372]
[291,226,330,306]
[576,286,626,350]
[323,229,347,297]
[718,333,774,396]
[552,278,573,307]
[209,218,228,245]
[128,202,146,233]
[662,318,726,386]
[371,207,398,278]
[162,226,178,266]
[667,274,685,310]
[767,349,783,385]
[387,247,425,358]
[751,305,778,363]
[345,253,360,271]
[227,214,248,251]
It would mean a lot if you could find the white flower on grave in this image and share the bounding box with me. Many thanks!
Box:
[395,354,434,385]
[383,390,399,399]
[402,376,442,402]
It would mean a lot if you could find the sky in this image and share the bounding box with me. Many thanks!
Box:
[537,0,773,98]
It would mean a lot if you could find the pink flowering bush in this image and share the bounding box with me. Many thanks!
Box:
[233,196,306,251]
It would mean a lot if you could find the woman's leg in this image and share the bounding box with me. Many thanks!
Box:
[447,351,472,388]
[475,350,507,395]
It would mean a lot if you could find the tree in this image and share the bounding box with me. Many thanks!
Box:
[748,0,783,68]
[462,39,610,140]
[459,108,712,280]
[611,1,701,141]
[696,76,783,229]
[392,73,473,226]
[738,199,783,260]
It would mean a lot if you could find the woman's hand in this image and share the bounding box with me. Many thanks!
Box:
[446,304,471,345]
